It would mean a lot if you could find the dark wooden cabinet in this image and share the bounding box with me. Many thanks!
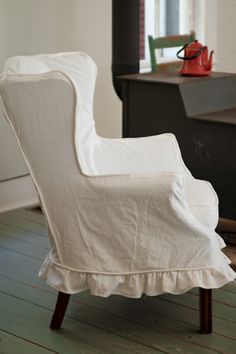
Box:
[121,72,236,219]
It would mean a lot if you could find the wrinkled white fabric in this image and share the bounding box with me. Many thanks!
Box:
[0,52,235,297]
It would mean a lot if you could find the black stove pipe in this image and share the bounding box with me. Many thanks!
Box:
[112,0,140,99]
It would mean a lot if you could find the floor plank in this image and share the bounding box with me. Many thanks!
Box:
[1,274,235,354]
[0,214,47,236]
[0,330,57,354]
[1,253,236,352]
[0,292,164,354]
[0,208,236,354]
[0,234,48,260]
[160,293,236,323]
[1,246,235,328]
[7,208,46,225]
[220,281,236,294]
[0,223,49,248]
[190,287,236,308]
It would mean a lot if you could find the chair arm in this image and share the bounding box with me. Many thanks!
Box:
[84,172,188,226]
[92,133,192,177]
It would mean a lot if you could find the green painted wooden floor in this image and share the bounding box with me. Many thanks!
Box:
[0,209,235,354]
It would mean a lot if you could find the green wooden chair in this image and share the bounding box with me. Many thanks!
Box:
[148,31,195,72]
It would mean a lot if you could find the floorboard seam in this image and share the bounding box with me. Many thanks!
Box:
[0,232,49,250]
[7,213,46,226]
[157,297,236,323]
[0,245,43,261]
[0,221,47,237]
[0,328,59,354]
[0,288,229,354]
[0,290,168,353]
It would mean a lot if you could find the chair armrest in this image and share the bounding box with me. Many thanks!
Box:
[91,133,192,177]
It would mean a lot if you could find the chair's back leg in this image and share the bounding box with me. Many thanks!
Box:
[199,288,212,333]
[50,291,71,330]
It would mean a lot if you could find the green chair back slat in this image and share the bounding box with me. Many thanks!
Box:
[148,31,195,72]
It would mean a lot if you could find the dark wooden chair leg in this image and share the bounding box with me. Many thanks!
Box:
[199,288,212,334]
[50,291,71,330]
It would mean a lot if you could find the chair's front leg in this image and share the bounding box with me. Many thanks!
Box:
[50,291,71,330]
[199,288,212,334]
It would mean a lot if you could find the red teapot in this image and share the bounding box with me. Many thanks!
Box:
[177,40,214,76]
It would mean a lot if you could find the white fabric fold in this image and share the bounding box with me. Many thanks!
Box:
[40,254,235,297]
[0,52,235,297]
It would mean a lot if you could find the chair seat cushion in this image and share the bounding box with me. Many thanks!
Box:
[185,179,218,229]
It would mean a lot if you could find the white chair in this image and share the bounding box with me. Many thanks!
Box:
[0,52,235,333]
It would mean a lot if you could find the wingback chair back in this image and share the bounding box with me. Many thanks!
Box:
[0,72,90,266]
[3,53,98,173]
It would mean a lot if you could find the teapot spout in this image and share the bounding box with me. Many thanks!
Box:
[206,50,214,71]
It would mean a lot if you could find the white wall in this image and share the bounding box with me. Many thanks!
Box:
[217,0,236,72]
[0,0,121,181]
[193,0,218,70]
[195,0,236,73]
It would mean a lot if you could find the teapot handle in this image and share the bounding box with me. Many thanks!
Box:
[177,44,207,60]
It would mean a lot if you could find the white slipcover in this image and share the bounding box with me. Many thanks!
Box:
[0,52,235,297]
